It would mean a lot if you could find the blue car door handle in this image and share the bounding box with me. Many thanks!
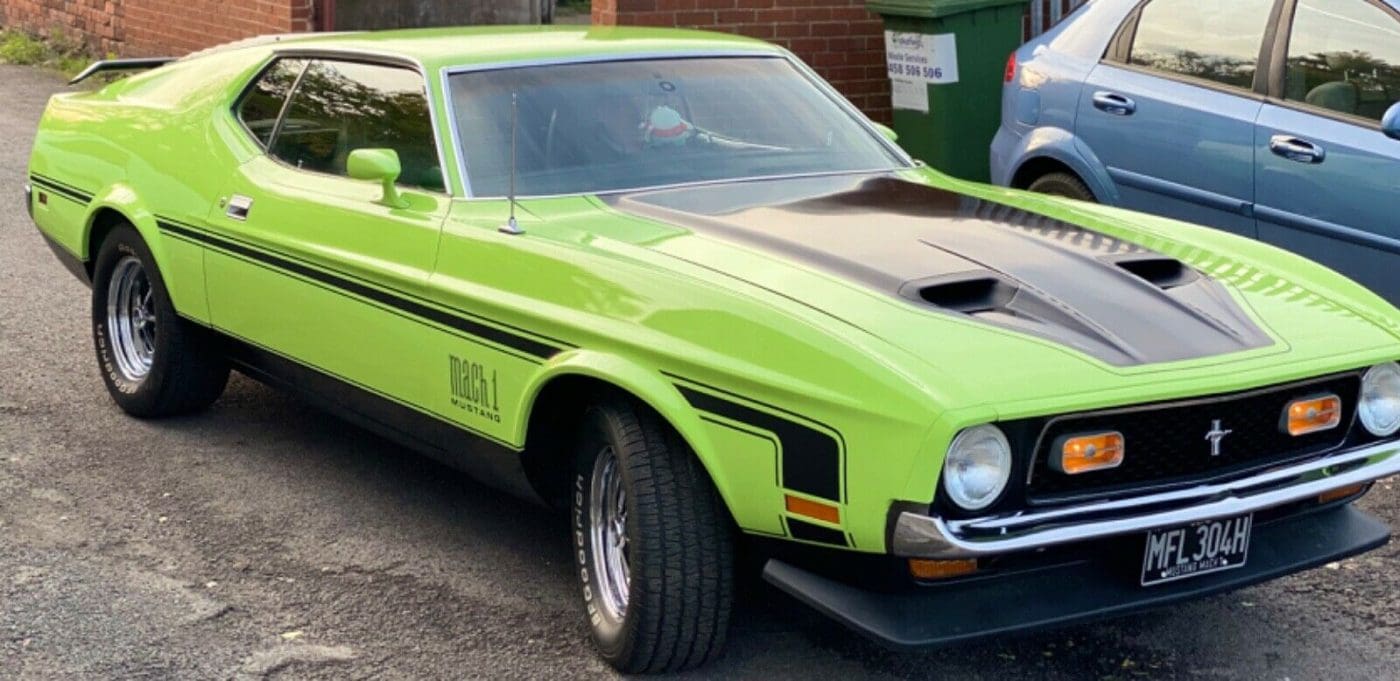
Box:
[1269,135,1326,164]
[1091,91,1136,116]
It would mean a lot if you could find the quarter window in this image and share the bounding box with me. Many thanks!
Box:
[1126,0,1273,90]
[1284,0,1400,122]
[269,60,444,193]
[236,59,307,147]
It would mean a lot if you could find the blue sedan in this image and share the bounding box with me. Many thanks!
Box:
[991,0,1400,301]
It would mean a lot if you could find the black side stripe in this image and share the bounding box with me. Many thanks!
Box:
[29,174,93,204]
[785,517,848,546]
[155,218,566,361]
[675,383,842,503]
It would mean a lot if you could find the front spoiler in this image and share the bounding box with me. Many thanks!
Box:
[764,504,1390,649]
[894,440,1400,559]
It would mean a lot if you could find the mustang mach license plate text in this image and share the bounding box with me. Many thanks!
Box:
[1140,514,1252,586]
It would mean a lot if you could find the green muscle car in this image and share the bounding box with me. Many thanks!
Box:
[25,26,1400,672]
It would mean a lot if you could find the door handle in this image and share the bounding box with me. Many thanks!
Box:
[1092,91,1136,116]
[1269,135,1326,164]
[225,194,253,221]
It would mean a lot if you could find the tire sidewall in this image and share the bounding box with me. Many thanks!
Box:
[91,226,177,415]
[1028,173,1095,202]
[572,407,637,660]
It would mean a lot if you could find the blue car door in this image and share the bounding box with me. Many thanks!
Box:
[1073,0,1277,238]
[1254,0,1400,302]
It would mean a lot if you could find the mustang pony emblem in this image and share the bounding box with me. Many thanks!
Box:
[1205,419,1233,457]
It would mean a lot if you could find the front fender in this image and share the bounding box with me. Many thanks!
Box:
[517,349,734,507]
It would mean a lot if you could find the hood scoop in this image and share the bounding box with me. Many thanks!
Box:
[1113,256,1200,290]
[902,271,1156,364]
[608,175,1275,367]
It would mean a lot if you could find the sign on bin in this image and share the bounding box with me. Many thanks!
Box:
[884,31,959,84]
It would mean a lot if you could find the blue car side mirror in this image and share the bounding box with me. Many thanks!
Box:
[1384,102,1400,141]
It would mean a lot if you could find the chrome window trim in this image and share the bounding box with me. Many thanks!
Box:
[438,50,915,200]
[894,438,1400,559]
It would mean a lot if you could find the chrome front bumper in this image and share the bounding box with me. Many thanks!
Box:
[893,441,1400,559]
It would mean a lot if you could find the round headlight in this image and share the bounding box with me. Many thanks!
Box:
[1359,362,1400,437]
[942,425,1012,511]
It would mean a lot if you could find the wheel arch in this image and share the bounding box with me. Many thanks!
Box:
[516,353,736,520]
[81,186,209,321]
[1006,127,1117,203]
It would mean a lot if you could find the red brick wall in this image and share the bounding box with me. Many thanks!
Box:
[0,0,316,56]
[593,0,892,122]
[123,0,315,56]
[1,0,122,53]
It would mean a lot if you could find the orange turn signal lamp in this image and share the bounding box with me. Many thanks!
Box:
[1318,483,1367,504]
[784,494,840,524]
[909,558,979,580]
[1285,394,1342,436]
[1052,431,1125,475]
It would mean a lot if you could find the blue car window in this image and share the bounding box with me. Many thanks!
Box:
[1284,0,1400,122]
[1127,0,1273,91]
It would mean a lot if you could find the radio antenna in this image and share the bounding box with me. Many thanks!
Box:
[499,91,525,235]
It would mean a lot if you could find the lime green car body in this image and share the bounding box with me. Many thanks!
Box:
[26,26,1400,562]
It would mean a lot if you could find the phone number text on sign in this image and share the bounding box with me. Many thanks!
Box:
[884,31,959,85]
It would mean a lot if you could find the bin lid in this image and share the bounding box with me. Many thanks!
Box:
[866,0,1026,19]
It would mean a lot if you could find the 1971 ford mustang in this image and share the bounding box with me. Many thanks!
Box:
[25,26,1400,672]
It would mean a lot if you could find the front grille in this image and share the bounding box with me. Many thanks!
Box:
[1027,373,1360,502]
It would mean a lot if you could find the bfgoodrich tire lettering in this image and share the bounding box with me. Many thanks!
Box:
[572,400,735,673]
[91,224,229,417]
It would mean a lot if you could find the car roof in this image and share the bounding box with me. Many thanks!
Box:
[246,26,785,73]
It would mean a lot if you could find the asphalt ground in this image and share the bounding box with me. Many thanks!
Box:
[2,64,1398,679]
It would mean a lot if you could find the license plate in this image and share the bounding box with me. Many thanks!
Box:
[1140,514,1252,586]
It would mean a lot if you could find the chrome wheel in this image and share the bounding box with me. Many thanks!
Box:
[106,255,156,381]
[589,445,630,621]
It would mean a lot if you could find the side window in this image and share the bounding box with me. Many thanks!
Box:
[1126,0,1274,90]
[236,59,307,147]
[270,60,445,193]
[1284,0,1400,122]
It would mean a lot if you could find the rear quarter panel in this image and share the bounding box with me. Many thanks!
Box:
[28,50,267,320]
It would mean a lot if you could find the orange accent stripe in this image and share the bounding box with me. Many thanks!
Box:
[785,494,840,524]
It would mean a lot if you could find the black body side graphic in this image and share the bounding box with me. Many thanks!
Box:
[156,217,567,361]
[785,517,848,546]
[610,175,1274,367]
[674,383,842,504]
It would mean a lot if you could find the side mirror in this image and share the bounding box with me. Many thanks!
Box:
[1384,102,1400,141]
[347,148,408,208]
[871,122,899,144]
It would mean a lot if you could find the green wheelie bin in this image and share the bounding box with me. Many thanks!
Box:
[867,0,1027,182]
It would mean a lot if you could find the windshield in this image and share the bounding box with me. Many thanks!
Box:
[447,57,906,197]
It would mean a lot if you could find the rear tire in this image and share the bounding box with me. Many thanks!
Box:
[572,399,735,673]
[1027,171,1096,202]
[91,224,229,417]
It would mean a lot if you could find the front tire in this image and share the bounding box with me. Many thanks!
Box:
[572,400,734,673]
[91,224,229,417]
[1027,171,1096,202]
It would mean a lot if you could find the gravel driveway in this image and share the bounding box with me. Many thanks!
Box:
[2,63,1397,680]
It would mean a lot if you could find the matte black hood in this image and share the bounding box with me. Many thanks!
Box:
[607,175,1274,367]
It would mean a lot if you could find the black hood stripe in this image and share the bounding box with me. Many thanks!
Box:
[609,176,1274,367]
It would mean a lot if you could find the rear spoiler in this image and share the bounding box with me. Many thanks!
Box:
[68,58,174,85]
